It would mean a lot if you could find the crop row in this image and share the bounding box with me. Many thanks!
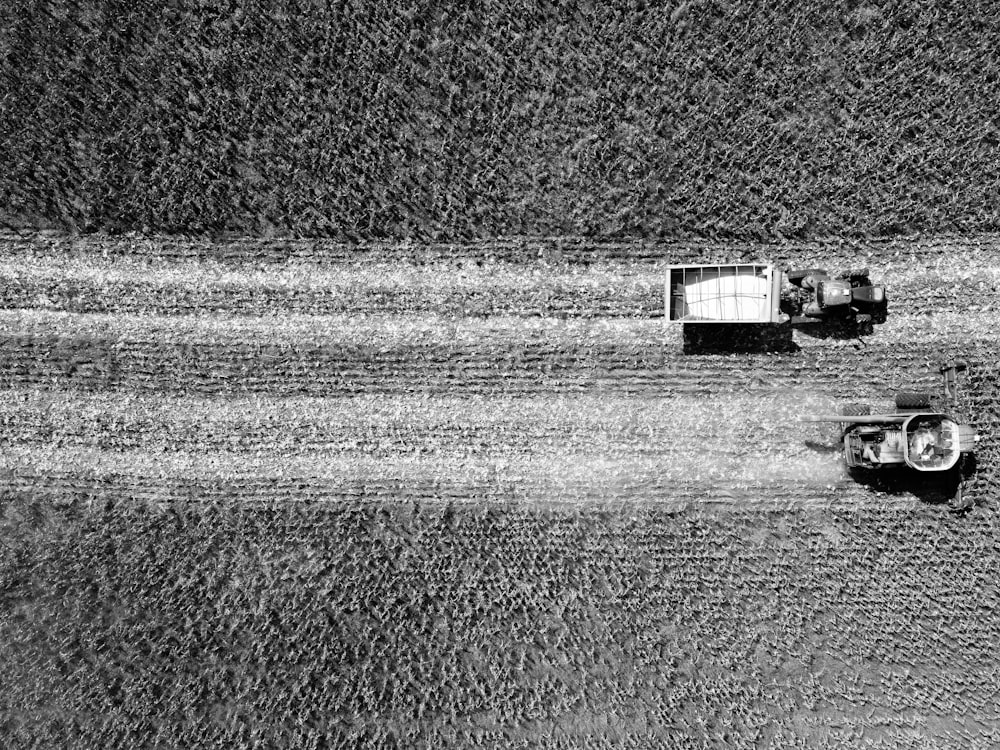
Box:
[5,231,1000,263]
[3,499,999,748]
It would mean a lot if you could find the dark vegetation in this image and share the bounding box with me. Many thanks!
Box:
[3,0,1000,239]
[3,498,1000,748]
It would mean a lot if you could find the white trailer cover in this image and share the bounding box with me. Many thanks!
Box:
[667,264,779,323]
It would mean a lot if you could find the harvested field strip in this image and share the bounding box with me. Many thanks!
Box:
[1,472,861,507]
[1,247,998,318]
[0,308,995,346]
[0,266,666,318]
[0,392,843,455]
[0,389,875,504]
[0,443,848,494]
[0,327,992,400]
[1,382,987,504]
[0,310,682,341]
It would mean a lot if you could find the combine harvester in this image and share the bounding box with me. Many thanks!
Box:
[665,263,887,350]
[803,361,978,508]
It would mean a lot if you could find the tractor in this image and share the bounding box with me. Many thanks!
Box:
[781,267,887,334]
[802,361,978,508]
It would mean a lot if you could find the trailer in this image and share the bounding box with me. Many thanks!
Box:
[666,264,787,324]
[666,263,887,333]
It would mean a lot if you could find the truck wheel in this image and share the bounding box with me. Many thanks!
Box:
[787,268,828,287]
[840,403,872,416]
[895,391,932,409]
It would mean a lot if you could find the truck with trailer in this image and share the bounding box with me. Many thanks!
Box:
[665,264,887,345]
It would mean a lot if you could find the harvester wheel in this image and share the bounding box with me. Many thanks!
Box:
[840,403,872,416]
[895,391,932,410]
[872,301,888,324]
[856,314,873,336]
[837,268,871,283]
[786,268,827,287]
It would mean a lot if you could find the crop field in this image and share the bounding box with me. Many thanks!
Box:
[4,1,1000,239]
[5,1,1000,745]
[0,232,998,748]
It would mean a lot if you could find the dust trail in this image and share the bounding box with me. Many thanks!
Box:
[0,390,859,501]
[586,389,852,490]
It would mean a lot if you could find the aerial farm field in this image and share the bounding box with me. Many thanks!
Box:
[1,232,998,748]
[5,0,1000,746]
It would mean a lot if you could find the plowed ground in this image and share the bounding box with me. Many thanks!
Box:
[1,233,998,748]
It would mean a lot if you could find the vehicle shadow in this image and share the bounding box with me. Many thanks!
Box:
[848,454,978,510]
[682,323,800,354]
[792,320,874,340]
